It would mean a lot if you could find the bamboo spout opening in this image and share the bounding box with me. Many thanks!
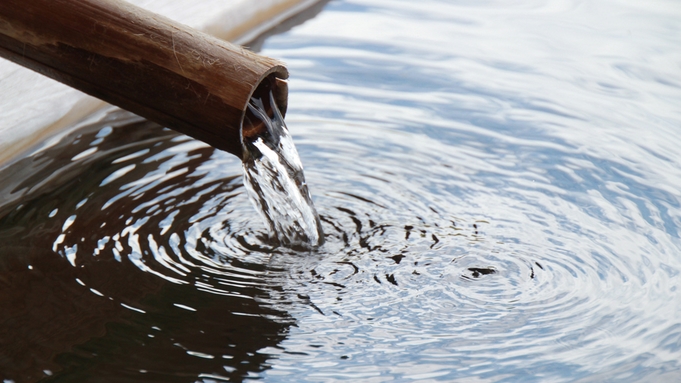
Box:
[242,74,289,142]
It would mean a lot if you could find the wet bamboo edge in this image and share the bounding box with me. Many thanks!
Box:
[0,0,289,158]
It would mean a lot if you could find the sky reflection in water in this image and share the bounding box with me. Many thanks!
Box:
[258,0,681,381]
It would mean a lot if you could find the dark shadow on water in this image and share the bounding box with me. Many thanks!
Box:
[0,110,292,382]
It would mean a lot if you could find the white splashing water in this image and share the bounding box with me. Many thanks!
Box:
[241,91,324,249]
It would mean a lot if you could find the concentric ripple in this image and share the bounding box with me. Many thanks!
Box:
[0,108,296,382]
[257,116,681,382]
[51,110,285,283]
[1,102,676,381]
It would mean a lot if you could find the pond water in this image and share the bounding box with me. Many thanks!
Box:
[1,0,680,382]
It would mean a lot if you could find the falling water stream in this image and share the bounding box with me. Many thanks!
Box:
[241,90,324,249]
[1,0,681,382]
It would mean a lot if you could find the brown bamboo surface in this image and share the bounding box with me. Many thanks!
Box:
[0,0,289,158]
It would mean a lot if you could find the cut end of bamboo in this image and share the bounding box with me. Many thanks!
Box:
[241,72,289,141]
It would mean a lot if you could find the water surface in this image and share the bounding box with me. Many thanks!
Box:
[1,0,681,382]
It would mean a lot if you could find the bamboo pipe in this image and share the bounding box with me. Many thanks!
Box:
[0,0,289,158]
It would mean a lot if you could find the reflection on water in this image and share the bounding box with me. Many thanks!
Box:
[0,110,293,382]
[258,0,681,381]
[1,0,681,381]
